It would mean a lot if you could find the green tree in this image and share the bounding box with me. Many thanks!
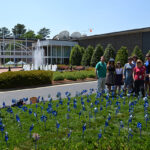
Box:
[81,45,94,66]
[0,27,11,38]
[115,46,128,66]
[12,24,26,38]
[90,44,104,67]
[104,44,116,63]
[131,45,144,61]
[69,45,83,65]
[38,27,50,39]
[35,34,43,40]
[23,30,35,39]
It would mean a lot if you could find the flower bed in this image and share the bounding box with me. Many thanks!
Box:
[0,90,150,149]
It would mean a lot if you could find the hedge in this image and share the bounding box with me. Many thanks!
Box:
[0,70,53,89]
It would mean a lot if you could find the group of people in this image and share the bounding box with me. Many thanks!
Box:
[95,54,150,97]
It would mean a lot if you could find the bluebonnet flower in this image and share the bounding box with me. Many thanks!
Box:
[48,97,52,102]
[67,106,71,112]
[108,113,111,121]
[29,108,32,115]
[41,115,47,128]
[5,132,8,144]
[59,99,63,105]
[3,102,5,108]
[137,122,142,137]
[145,114,149,128]
[29,124,34,137]
[119,121,124,135]
[56,121,60,135]
[52,111,57,117]
[68,130,72,138]
[0,118,3,126]
[65,91,71,97]
[34,112,37,118]
[7,107,13,114]
[56,92,61,98]
[100,105,103,111]
[0,124,5,136]
[73,102,77,109]
[94,107,98,119]
[82,123,86,133]
[79,111,81,119]
[82,105,86,111]
[98,129,102,140]
[128,128,133,141]
[16,115,20,123]
[40,115,47,122]
[90,103,93,108]
[128,115,133,127]
[22,106,28,112]
[12,99,16,104]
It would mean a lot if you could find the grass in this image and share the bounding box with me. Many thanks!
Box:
[0,91,150,149]
[53,70,96,81]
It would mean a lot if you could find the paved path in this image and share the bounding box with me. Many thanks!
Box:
[0,81,97,106]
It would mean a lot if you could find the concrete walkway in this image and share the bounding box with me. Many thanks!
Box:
[0,81,97,106]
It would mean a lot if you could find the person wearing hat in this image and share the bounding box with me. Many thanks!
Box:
[145,53,150,96]
[105,58,115,93]
[115,61,123,94]
[95,56,107,93]
[123,56,135,94]
[132,55,138,67]
[133,59,146,97]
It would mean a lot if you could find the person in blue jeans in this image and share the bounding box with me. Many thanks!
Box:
[123,57,135,94]
[95,56,107,93]
[145,53,150,96]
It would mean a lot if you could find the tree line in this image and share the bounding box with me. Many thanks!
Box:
[0,24,50,39]
[69,44,146,66]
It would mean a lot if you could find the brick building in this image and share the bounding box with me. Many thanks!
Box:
[77,27,150,55]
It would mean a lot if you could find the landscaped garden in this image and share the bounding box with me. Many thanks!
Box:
[0,89,149,149]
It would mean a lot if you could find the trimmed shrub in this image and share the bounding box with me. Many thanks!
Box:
[53,75,64,81]
[69,45,84,65]
[0,70,53,89]
[131,45,144,61]
[81,45,94,66]
[104,44,116,63]
[65,74,77,81]
[87,74,96,78]
[90,44,104,67]
[74,72,86,80]
[115,46,128,66]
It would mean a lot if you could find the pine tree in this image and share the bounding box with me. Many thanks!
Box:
[131,45,144,61]
[115,46,128,66]
[104,44,116,63]
[81,45,94,66]
[90,44,104,67]
[69,45,83,65]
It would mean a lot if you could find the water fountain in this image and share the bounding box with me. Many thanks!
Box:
[33,39,44,70]
[23,40,57,71]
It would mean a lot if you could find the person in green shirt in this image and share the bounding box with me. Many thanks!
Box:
[95,56,107,93]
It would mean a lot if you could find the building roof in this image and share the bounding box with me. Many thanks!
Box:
[78,27,150,40]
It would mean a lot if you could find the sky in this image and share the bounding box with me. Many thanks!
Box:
[0,0,150,38]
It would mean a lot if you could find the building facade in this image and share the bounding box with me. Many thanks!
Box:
[77,27,150,55]
[32,39,78,65]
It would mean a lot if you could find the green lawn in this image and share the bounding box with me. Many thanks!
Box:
[0,91,150,150]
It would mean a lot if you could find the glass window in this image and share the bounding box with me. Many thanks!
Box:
[57,46,61,57]
[52,47,57,56]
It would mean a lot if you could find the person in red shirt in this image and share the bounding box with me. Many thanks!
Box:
[133,59,146,97]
